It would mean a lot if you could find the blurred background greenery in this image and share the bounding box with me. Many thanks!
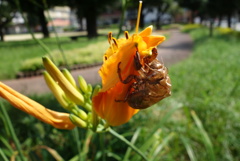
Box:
[1,0,240,160]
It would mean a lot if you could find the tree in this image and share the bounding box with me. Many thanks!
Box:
[202,0,239,36]
[177,0,206,23]
[14,0,67,38]
[154,0,173,30]
[69,0,118,38]
[0,0,16,41]
[215,0,239,28]
[141,0,173,30]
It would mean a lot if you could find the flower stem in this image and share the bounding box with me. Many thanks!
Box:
[0,103,26,161]
[42,0,69,69]
[117,0,127,39]
[13,0,54,61]
[72,128,82,161]
[109,128,149,161]
[0,147,8,161]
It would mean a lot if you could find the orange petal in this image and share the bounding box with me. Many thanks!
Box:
[139,25,153,37]
[142,35,166,48]
[93,82,138,126]
[0,82,75,130]
[93,26,166,126]
[99,38,140,92]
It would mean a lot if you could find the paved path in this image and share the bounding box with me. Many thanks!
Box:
[2,29,193,95]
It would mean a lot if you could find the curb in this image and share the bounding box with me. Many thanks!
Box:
[16,62,103,79]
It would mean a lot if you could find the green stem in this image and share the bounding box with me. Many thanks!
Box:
[72,128,81,161]
[117,0,127,38]
[0,147,9,161]
[100,133,106,161]
[109,128,149,161]
[0,103,26,161]
[14,0,54,61]
[42,0,69,69]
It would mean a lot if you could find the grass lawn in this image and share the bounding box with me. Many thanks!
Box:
[138,26,240,160]
[0,27,120,80]
[1,26,240,161]
[0,35,109,80]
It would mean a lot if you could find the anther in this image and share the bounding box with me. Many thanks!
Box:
[124,31,129,39]
[108,32,112,44]
[112,38,118,48]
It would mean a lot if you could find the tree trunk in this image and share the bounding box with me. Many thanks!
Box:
[199,15,204,25]
[38,8,49,38]
[156,9,162,30]
[0,27,4,42]
[190,10,195,24]
[209,18,214,37]
[78,17,83,31]
[217,15,222,27]
[227,13,231,28]
[156,3,169,29]
[85,9,98,38]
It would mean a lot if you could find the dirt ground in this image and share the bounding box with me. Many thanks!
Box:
[2,29,193,95]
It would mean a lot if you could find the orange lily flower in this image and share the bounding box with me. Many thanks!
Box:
[92,26,166,126]
[0,82,75,130]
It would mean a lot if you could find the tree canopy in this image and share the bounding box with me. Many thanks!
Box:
[0,0,17,41]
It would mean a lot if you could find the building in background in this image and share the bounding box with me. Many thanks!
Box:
[7,12,26,34]
[46,6,79,32]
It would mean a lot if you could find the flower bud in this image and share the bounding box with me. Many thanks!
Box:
[42,57,84,105]
[92,85,101,97]
[70,104,88,121]
[83,102,92,112]
[70,114,87,128]
[43,71,69,109]
[78,76,88,93]
[62,68,77,88]
[87,84,93,94]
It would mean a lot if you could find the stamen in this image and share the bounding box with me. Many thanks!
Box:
[112,38,118,48]
[108,32,112,44]
[124,31,129,39]
[104,55,108,61]
[135,1,142,34]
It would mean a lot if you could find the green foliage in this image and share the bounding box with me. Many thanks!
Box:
[160,27,240,160]
[19,40,109,72]
[161,23,182,30]
[181,24,202,33]
[215,27,234,35]
[0,35,107,79]
[1,27,240,160]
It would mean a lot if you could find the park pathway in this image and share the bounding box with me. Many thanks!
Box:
[2,29,193,95]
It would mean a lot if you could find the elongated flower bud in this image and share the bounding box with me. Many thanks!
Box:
[78,76,88,93]
[70,114,87,128]
[43,71,69,109]
[42,57,84,105]
[92,85,101,97]
[62,68,77,87]
[70,104,88,121]
[0,82,75,130]
[87,84,93,94]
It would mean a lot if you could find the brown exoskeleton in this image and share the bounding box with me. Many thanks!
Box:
[116,48,171,109]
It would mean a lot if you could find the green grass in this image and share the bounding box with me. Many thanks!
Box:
[136,26,240,160]
[0,27,120,80]
[0,35,109,80]
[1,26,240,161]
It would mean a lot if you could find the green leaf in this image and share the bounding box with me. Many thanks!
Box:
[191,110,216,161]
[150,133,175,161]
[180,136,197,161]
[123,128,141,161]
